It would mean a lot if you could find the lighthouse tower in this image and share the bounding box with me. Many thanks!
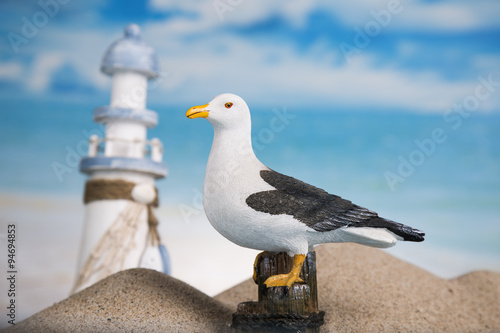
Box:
[73,24,169,293]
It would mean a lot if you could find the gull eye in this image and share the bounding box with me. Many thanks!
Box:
[225,102,233,109]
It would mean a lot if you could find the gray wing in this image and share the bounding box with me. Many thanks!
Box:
[246,170,424,242]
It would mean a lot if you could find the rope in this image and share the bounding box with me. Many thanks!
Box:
[72,201,144,293]
[232,311,325,330]
[72,179,162,293]
[83,179,160,245]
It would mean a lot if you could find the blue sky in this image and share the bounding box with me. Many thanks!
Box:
[1,0,500,112]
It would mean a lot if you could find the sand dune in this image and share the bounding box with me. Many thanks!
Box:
[5,244,499,332]
[219,244,500,332]
[3,269,233,333]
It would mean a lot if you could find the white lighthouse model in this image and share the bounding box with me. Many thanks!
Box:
[73,24,169,293]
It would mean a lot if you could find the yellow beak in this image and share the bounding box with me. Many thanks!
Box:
[186,103,209,119]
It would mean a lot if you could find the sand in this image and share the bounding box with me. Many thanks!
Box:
[3,269,233,333]
[217,244,500,332]
[4,244,500,332]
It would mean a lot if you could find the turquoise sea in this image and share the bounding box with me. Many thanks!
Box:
[1,97,500,254]
[0,97,499,323]
[1,96,500,251]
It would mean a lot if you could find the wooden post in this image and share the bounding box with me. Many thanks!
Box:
[232,251,325,332]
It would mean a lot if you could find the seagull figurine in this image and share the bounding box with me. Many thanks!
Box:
[186,93,425,288]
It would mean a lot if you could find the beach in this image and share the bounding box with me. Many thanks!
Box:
[1,0,499,330]
[1,102,499,328]
[3,244,500,332]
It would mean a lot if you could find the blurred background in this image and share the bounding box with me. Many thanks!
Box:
[1,0,499,326]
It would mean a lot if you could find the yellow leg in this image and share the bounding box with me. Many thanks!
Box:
[253,251,268,282]
[263,254,306,288]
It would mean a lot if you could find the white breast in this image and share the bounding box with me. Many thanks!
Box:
[202,128,310,254]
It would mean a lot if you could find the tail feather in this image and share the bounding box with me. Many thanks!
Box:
[353,217,425,242]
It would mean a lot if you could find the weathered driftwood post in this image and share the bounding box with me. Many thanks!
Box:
[232,251,325,332]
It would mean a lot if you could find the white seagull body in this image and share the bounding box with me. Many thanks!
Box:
[187,93,424,287]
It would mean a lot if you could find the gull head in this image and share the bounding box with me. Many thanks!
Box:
[186,93,251,131]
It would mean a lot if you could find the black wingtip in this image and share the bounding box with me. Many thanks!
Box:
[404,228,425,242]
[363,217,425,242]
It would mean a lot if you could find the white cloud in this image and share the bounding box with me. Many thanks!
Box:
[141,28,480,112]
[28,52,66,92]
[393,2,492,32]
[46,29,111,90]
[139,0,500,113]
[315,0,500,32]
[149,0,206,12]
[0,61,23,79]
[473,55,500,73]
[23,27,116,94]
[8,1,498,113]
[148,0,500,33]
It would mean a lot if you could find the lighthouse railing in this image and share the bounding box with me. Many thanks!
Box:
[88,134,163,162]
